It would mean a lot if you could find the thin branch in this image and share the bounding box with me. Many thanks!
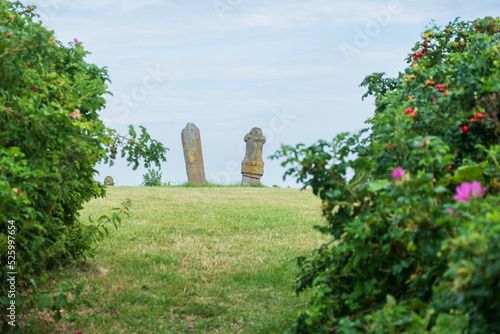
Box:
[327,169,358,199]
[0,43,43,59]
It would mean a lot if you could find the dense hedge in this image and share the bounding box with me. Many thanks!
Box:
[0,1,166,331]
[274,17,500,333]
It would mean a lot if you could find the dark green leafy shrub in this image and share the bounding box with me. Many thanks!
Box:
[273,17,500,333]
[0,1,166,331]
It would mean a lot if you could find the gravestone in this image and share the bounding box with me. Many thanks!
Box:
[181,123,206,184]
[241,127,266,186]
[104,176,114,186]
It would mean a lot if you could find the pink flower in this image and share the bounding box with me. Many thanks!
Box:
[74,38,82,44]
[392,167,404,180]
[76,332,82,334]
[453,181,486,202]
[435,84,443,90]
[418,144,423,149]
[118,287,123,291]
[188,325,195,329]
[69,112,76,119]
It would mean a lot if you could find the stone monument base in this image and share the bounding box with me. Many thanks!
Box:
[242,175,261,186]
[186,165,206,185]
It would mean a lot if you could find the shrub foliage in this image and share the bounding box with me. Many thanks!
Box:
[0,1,166,330]
[273,17,500,333]
[142,168,163,186]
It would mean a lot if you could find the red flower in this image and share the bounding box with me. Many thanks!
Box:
[391,242,398,250]
[405,108,416,118]
[474,24,481,30]
[476,112,484,119]
[435,84,443,90]
[470,118,476,123]
[462,125,469,134]
[432,97,436,102]
[27,62,30,68]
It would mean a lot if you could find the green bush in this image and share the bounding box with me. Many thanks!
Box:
[142,168,163,186]
[0,1,166,331]
[273,17,500,333]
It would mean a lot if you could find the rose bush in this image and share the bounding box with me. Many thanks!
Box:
[273,17,500,333]
[0,1,166,331]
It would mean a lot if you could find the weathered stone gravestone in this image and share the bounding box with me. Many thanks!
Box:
[241,127,266,186]
[104,176,114,186]
[181,123,206,184]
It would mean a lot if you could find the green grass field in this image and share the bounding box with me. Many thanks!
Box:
[33,186,327,334]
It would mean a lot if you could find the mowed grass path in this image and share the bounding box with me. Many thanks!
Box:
[44,187,327,333]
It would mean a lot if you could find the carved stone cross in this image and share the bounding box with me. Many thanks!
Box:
[241,127,266,186]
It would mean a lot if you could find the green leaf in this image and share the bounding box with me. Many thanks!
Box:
[37,294,51,311]
[431,313,468,333]
[434,186,448,194]
[368,179,391,193]
[53,310,62,323]
[452,165,484,183]
[406,240,418,252]
[55,294,67,309]
[386,294,397,307]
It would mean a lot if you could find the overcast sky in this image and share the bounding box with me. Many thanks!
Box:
[20,0,500,187]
